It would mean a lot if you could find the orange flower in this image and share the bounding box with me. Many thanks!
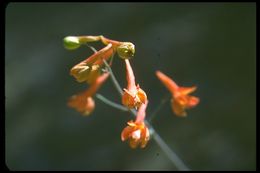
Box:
[121,101,150,149]
[70,43,114,84]
[68,96,95,116]
[122,59,147,109]
[68,72,110,115]
[155,70,199,117]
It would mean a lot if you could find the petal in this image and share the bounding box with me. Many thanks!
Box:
[186,96,200,108]
[84,43,113,65]
[140,138,149,148]
[178,86,197,95]
[140,139,148,148]
[129,138,139,149]
[82,97,95,115]
[94,44,115,65]
[85,65,101,84]
[132,129,141,140]
[122,89,136,109]
[127,120,137,127]
[137,87,147,104]
[175,95,188,106]
[171,98,187,117]
[125,59,136,91]
[84,72,110,97]
[68,95,95,116]
[155,71,179,94]
[70,64,91,83]
[100,36,122,47]
[135,101,148,123]
[67,94,84,110]
[121,126,133,141]
[140,126,150,148]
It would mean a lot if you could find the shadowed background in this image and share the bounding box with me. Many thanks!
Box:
[5,3,256,171]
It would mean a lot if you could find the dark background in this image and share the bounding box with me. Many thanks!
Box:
[5,3,256,170]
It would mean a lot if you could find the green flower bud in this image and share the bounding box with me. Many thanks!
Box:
[117,42,135,59]
[63,36,81,50]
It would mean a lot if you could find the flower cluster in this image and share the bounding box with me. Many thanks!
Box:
[64,35,199,149]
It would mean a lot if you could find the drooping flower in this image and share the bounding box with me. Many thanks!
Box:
[155,70,199,117]
[68,72,110,115]
[121,101,150,149]
[122,59,147,109]
[70,43,114,84]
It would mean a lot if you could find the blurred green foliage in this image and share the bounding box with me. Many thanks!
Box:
[5,3,256,170]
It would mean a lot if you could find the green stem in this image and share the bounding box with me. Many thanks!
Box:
[148,94,171,123]
[150,127,191,171]
[95,94,128,112]
[103,59,123,95]
[85,43,98,53]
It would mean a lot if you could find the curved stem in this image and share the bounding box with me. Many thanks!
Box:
[95,94,128,112]
[148,94,171,123]
[149,127,191,171]
[103,59,123,96]
[86,43,98,53]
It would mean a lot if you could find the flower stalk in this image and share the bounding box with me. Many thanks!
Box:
[64,35,196,170]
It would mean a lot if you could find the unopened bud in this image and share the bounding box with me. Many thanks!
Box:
[117,42,135,59]
[63,36,80,50]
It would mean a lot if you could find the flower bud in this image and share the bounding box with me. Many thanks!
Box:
[117,42,135,59]
[63,36,80,50]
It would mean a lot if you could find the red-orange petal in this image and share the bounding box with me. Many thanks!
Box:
[85,43,113,65]
[121,126,133,141]
[122,89,136,109]
[140,126,149,148]
[129,138,139,149]
[83,72,110,97]
[186,96,200,108]
[125,59,136,91]
[178,86,197,95]
[137,87,147,104]
[156,70,179,95]
[171,98,187,117]
[100,36,122,47]
[94,44,115,65]
[68,96,95,116]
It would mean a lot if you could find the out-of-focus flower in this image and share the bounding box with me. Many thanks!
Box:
[70,43,114,84]
[68,72,110,115]
[68,96,95,116]
[122,59,147,109]
[156,70,199,117]
[121,101,150,149]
